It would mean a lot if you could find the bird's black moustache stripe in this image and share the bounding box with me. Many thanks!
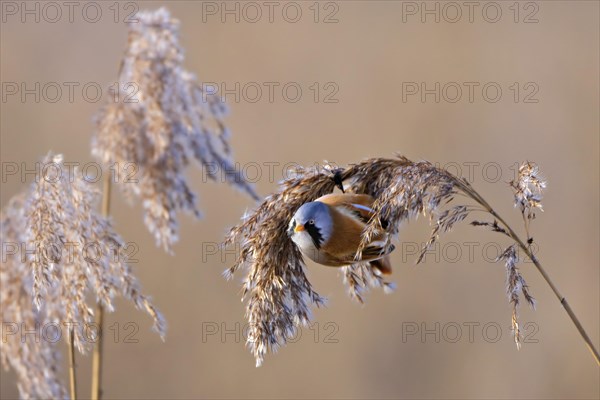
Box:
[305,223,323,249]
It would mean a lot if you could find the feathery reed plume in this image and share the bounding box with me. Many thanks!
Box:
[1,194,67,399]
[224,165,334,366]
[92,7,258,253]
[509,161,546,239]
[226,155,600,366]
[23,153,166,352]
[496,245,534,348]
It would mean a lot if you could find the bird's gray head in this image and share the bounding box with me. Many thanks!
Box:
[288,201,332,249]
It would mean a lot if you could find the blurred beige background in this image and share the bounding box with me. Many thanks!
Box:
[1,1,598,399]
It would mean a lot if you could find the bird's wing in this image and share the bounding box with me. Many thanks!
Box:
[321,203,366,256]
[316,193,375,225]
[329,243,395,268]
[355,244,395,275]
[316,193,395,273]
[361,243,395,259]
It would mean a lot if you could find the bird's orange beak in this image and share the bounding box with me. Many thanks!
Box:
[294,224,305,233]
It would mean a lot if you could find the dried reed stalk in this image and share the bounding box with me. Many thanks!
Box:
[68,327,77,400]
[226,155,600,366]
[90,173,112,400]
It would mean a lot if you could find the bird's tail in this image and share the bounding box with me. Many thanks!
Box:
[369,254,393,275]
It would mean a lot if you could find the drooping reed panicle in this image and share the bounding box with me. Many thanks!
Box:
[0,153,166,398]
[24,154,166,351]
[92,7,258,253]
[224,164,335,366]
[226,155,599,366]
[91,7,258,397]
[1,194,67,399]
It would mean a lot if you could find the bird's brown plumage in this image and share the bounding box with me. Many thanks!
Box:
[314,193,394,274]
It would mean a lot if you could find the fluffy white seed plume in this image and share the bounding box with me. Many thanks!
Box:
[92,7,258,252]
[510,161,546,219]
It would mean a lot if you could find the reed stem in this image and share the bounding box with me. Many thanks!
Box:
[456,180,600,366]
[68,327,77,400]
[91,173,112,399]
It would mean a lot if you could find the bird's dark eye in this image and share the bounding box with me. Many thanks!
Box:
[308,219,315,225]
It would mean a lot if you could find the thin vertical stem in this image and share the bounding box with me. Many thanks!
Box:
[91,173,112,400]
[91,303,104,400]
[101,165,113,217]
[68,327,77,400]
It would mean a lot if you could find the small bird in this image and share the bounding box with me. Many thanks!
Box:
[288,193,395,274]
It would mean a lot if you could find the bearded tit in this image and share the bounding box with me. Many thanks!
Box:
[288,193,394,274]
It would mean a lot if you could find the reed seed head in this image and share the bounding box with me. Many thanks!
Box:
[510,161,546,221]
[92,7,258,252]
[225,156,462,365]
[226,156,546,365]
[1,194,67,399]
[2,153,165,363]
